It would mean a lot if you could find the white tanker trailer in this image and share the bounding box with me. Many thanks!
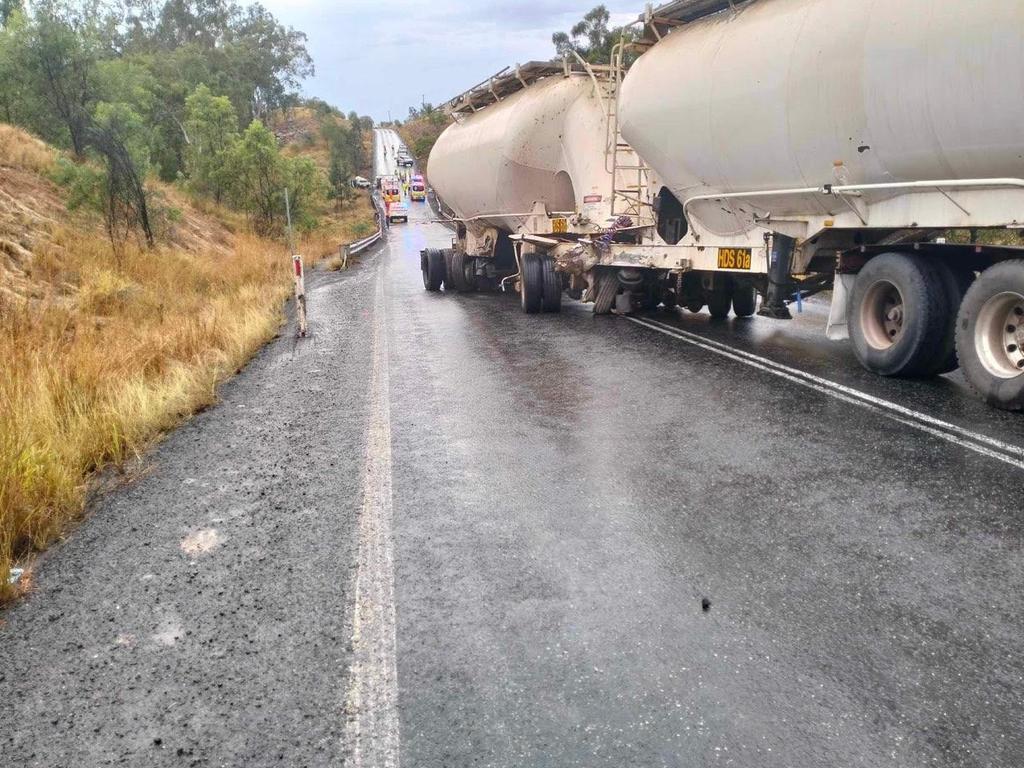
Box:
[425,0,1024,411]
[424,60,642,312]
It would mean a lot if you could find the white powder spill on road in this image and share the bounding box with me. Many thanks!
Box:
[343,263,400,768]
[151,618,183,647]
[180,528,220,556]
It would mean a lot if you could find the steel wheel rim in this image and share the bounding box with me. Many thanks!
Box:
[975,290,1024,379]
[860,280,905,350]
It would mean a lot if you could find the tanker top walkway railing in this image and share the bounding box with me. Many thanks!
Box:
[643,0,742,27]
[445,60,587,116]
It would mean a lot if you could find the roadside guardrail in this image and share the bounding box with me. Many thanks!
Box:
[338,193,387,268]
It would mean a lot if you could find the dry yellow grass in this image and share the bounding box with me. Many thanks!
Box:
[0,123,58,174]
[307,192,378,267]
[0,123,377,602]
[0,229,298,601]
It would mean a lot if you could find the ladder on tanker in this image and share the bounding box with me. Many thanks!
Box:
[596,44,655,228]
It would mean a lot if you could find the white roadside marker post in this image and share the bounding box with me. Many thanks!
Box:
[293,253,307,337]
[284,188,307,338]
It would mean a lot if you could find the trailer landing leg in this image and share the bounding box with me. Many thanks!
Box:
[758,233,795,320]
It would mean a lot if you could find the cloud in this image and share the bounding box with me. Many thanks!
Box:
[259,0,640,120]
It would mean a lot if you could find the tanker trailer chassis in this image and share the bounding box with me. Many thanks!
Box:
[524,229,779,318]
[423,200,637,314]
[522,174,1024,410]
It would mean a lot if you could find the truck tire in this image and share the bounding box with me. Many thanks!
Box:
[593,271,619,315]
[954,260,1024,410]
[707,288,732,319]
[458,252,478,292]
[848,252,947,377]
[520,253,543,314]
[447,250,470,292]
[443,249,460,291]
[732,284,758,317]
[422,248,444,291]
[541,257,562,313]
[685,300,705,314]
[926,261,974,375]
[640,283,663,311]
[662,289,679,310]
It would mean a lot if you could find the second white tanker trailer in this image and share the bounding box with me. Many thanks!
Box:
[424,59,643,312]
[425,0,1024,411]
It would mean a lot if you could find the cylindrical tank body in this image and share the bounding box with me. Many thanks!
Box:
[428,74,614,233]
[619,0,1024,235]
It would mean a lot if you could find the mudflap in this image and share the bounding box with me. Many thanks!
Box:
[826,272,856,341]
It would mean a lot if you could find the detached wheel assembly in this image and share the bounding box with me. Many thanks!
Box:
[520,253,543,314]
[422,248,445,292]
[848,252,947,377]
[955,260,1024,410]
[592,271,619,315]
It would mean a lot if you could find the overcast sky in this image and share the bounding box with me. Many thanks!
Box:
[261,0,638,121]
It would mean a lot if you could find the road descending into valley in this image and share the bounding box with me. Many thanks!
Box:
[1,128,1022,768]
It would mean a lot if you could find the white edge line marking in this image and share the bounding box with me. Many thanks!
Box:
[627,315,1024,472]
[635,315,1024,459]
[344,264,401,767]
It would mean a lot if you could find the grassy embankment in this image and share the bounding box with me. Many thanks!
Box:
[0,123,374,601]
[275,106,377,269]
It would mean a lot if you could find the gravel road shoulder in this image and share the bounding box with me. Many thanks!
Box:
[0,254,382,767]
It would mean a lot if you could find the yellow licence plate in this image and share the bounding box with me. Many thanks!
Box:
[551,218,568,234]
[718,248,753,270]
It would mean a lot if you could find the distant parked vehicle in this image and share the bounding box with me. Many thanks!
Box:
[350,176,371,188]
[387,202,409,223]
[410,181,426,201]
[397,152,414,167]
[382,179,401,203]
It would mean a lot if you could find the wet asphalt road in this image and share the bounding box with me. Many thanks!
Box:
[2,131,1023,767]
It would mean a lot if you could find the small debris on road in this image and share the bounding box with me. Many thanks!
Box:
[180,529,220,556]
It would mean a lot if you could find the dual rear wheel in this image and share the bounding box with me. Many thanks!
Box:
[446,250,477,292]
[520,253,561,314]
[848,253,952,378]
[848,253,1024,410]
[956,260,1024,410]
[708,281,758,319]
[421,248,477,293]
[421,248,445,291]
